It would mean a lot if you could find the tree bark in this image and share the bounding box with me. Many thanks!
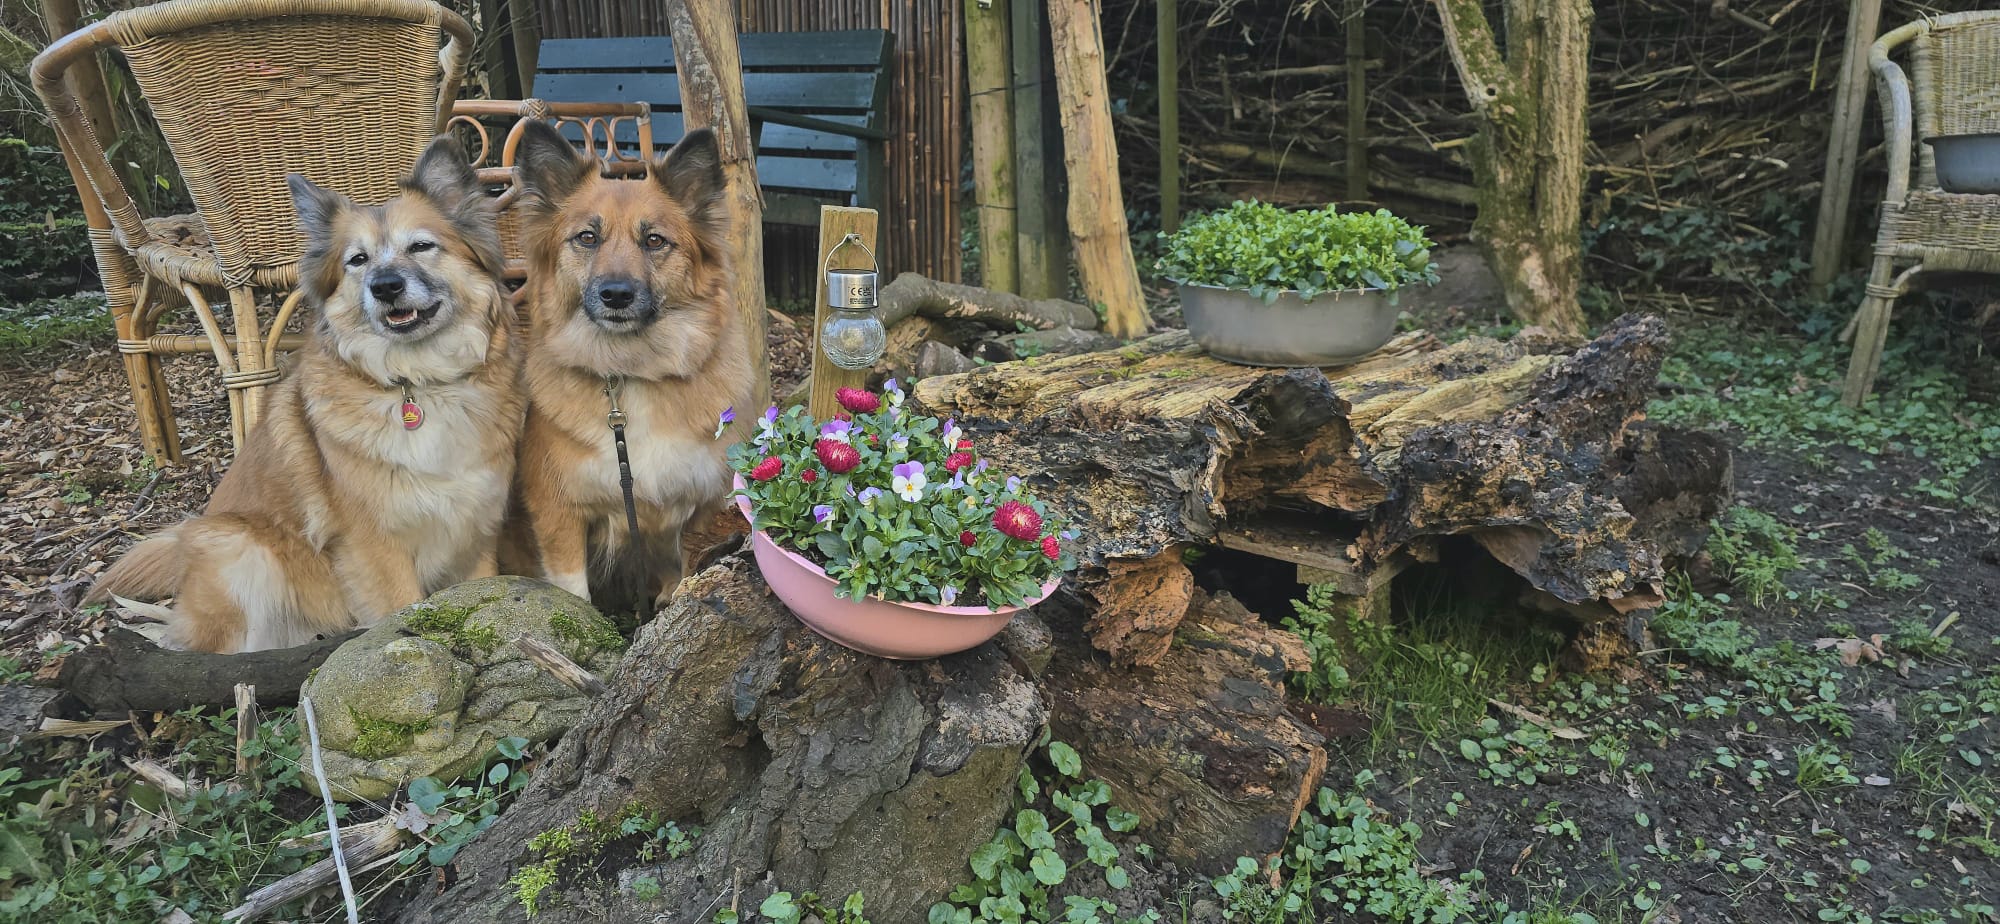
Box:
[391,554,1046,924]
[1044,589,1327,875]
[665,0,771,409]
[915,316,1731,666]
[1046,0,1151,338]
[1433,0,1592,336]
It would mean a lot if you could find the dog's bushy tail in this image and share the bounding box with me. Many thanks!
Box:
[84,533,182,605]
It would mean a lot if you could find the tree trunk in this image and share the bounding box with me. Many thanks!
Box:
[1046,0,1150,339]
[665,0,771,409]
[1433,0,1592,336]
[965,0,1019,293]
[915,316,1731,667]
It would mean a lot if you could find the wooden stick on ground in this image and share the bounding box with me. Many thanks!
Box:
[514,636,608,696]
[235,683,258,781]
[221,820,409,922]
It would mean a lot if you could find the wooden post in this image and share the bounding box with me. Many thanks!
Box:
[665,0,772,411]
[1344,0,1368,202]
[1808,0,1883,289]
[809,206,880,421]
[1157,0,1180,234]
[38,0,116,148]
[507,0,541,97]
[1011,0,1064,300]
[1048,0,1150,338]
[966,0,1019,293]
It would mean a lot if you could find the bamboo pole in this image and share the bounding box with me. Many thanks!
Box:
[808,206,880,421]
[1344,0,1368,201]
[1157,0,1181,234]
[1048,0,1150,338]
[507,0,540,96]
[1011,0,1063,300]
[1808,0,1882,289]
[966,0,1018,293]
[665,0,772,411]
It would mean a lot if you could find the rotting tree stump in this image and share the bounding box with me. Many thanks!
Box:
[390,552,1330,920]
[392,553,1046,924]
[913,314,1732,668]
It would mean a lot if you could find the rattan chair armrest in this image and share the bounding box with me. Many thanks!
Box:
[435,7,476,131]
[29,28,154,251]
[1870,20,1926,204]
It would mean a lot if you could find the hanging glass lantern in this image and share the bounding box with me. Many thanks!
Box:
[820,234,886,370]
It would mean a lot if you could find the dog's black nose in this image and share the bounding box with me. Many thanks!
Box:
[595,280,637,311]
[369,273,406,302]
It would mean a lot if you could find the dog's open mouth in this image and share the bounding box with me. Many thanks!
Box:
[382,302,442,332]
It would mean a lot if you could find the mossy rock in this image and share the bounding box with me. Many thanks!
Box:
[298,577,626,801]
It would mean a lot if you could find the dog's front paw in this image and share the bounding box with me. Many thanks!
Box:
[548,571,590,601]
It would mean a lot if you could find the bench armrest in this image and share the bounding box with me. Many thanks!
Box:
[747,106,889,142]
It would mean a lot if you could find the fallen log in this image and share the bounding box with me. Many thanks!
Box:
[1043,588,1326,874]
[878,271,1099,332]
[914,315,1731,667]
[50,627,363,714]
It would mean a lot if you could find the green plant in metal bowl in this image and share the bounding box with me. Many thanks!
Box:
[1156,199,1437,302]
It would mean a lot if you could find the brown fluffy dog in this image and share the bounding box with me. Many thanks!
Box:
[503,119,754,613]
[86,136,524,653]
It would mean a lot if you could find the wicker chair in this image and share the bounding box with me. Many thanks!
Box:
[31,0,474,462]
[1843,11,2000,406]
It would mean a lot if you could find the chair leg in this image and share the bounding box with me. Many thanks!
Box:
[180,284,247,451]
[111,277,181,465]
[1841,257,1912,407]
[225,287,276,437]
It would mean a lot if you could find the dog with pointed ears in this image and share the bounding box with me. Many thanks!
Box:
[501,119,756,616]
[87,136,525,652]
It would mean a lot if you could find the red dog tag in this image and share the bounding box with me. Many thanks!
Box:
[401,399,424,430]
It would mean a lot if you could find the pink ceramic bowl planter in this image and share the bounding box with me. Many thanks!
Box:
[733,486,1061,660]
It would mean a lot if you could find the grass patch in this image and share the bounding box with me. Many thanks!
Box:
[1650,324,2000,504]
[0,294,108,361]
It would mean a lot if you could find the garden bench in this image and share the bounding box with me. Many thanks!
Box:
[529,29,892,226]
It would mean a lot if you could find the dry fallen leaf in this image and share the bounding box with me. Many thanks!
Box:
[1813,635,1885,667]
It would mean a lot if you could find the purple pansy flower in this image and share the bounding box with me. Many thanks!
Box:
[812,504,836,528]
[889,431,910,452]
[883,377,905,406]
[755,406,780,445]
[857,486,883,507]
[939,585,959,606]
[891,462,927,502]
[819,419,854,444]
[1005,475,1023,495]
[941,418,963,447]
[713,406,736,440]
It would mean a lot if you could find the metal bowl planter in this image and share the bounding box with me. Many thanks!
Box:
[1179,283,1400,367]
[1924,133,2000,194]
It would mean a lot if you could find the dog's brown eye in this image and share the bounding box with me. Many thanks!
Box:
[574,229,598,247]
[644,233,671,251]
[345,253,368,267]
[408,240,436,254]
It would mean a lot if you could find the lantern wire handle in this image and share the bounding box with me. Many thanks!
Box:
[822,232,879,277]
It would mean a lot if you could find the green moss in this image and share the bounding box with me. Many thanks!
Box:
[511,805,696,916]
[405,596,502,656]
[549,609,625,661]
[348,711,429,761]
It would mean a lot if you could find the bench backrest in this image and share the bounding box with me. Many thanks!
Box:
[533,29,892,222]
